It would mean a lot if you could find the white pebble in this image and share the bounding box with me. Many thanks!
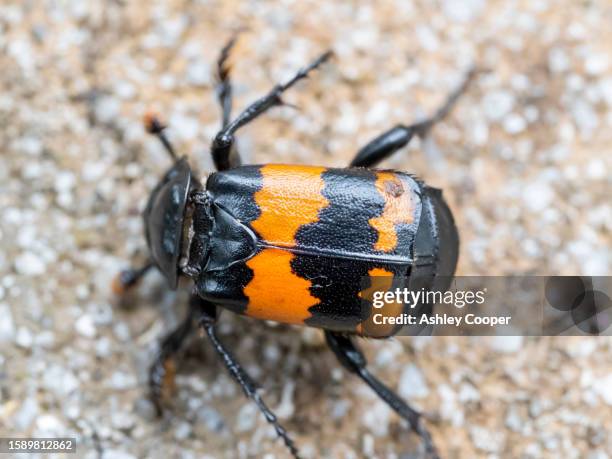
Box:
[95,337,112,358]
[458,382,480,403]
[415,25,439,51]
[503,113,527,134]
[585,159,606,180]
[236,403,257,432]
[442,0,485,22]
[505,406,523,432]
[483,91,515,121]
[35,414,66,436]
[185,60,211,87]
[361,400,391,437]
[438,384,463,426]
[15,136,43,156]
[95,96,121,124]
[0,303,15,342]
[600,77,612,107]
[14,397,39,430]
[109,371,138,390]
[54,171,76,192]
[75,314,97,338]
[15,251,46,276]
[548,47,570,73]
[571,100,599,134]
[169,113,199,142]
[489,336,524,353]
[15,326,33,348]
[82,162,106,182]
[585,52,610,76]
[470,426,504,453]
[398,364,429,399]
[43,365,79,396]
[112,412,136,431]
[174,421,192,440]
[102,450,137,459]
[522,183,554,212]
[336,106,359,135]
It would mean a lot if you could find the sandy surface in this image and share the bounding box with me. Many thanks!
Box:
[1,1,611,458]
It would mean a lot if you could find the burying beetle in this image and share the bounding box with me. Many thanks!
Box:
[114,36,475,458]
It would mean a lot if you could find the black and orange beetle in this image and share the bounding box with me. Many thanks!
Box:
[114,37,475,459]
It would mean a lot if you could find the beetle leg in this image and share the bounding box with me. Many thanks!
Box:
[149,303,196,415]
[195,297,301,459]
[210,50,332,171]
[349,68,476,168]
[112,262,153,295]
[325,331,440,459]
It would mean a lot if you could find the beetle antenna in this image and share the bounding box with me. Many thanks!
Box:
[143,111,178,161]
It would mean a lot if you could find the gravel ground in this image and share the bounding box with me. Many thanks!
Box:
[1,1,611,458]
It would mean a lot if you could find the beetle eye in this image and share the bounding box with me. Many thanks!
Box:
[143,157,192,289]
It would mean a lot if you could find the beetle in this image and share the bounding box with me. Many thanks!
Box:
[114,36,475,459]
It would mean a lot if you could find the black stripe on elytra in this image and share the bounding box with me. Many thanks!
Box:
[292,168,388,330]
[195,166,264,314]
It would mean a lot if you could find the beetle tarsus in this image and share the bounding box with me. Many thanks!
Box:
[350,66,476,168]
[195,298,302,459]
[325,331,440,459]
[216,34,240,128]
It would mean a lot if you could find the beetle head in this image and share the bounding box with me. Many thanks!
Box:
[142,156,193,289]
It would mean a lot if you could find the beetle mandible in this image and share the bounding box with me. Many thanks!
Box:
[114,36,475,459]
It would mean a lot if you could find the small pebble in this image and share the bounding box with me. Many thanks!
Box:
[43,365,79,396]
[101,450,137,459]
[522,183,554,212]
[35,414,66,436]
[75,314,97,338]
[361,401,391,437]
[109,371,138,390]
[174,421,192,440]
[489,336,524,353]
[0,303,15,342]
[15,326,33,348]
[503,113,527,134]
[483,91,515,121]
[14,252,46,276]
[197,405,225,433]
[133,398,157,422]
[398,364,430,399]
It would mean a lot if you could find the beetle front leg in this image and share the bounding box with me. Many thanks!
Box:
[195,297,301,459]
[325,331,440,459]
[349,68,476,168]
[112,261,153,295]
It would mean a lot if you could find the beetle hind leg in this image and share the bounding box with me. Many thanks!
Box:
[325,331,440,459]
[349,68,476,168]
[194,297,302,459]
